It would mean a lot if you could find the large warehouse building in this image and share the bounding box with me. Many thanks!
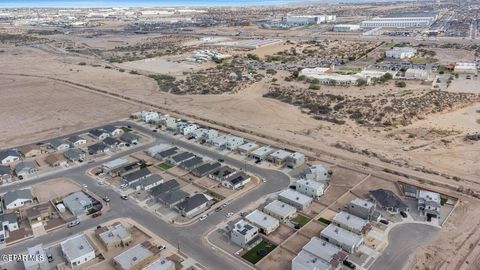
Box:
[361,13,437,28]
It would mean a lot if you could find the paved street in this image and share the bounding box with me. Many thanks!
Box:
[1,121,291,270]
[370,223,439,270]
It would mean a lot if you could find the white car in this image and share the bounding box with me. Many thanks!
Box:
[199,214,208,221]
[82,184,88,188]
[226,212,234,218]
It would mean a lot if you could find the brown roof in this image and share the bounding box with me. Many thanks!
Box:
[18,145,40,155]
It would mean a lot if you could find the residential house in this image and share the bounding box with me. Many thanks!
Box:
[191,162,221,177]
[263,200,296,222]
[150,180,180,198]
[24,244,50,270]
[292,250,332,270]
[304,164,330,182]
[123,168,152,186]
[130,174,163,191]
[209,166,237,182]
[405,68,429,80]
[0,149,20,164]
[49,139,70,151]
[89,129,110,140]
[245,210,279,235]
[176,193,211,217]
[60,234,96,267]
[120,133,139,144]
[95,223,132,251]
[143,259,175,270]
[286,152,305,168]
[249,146,274,161]
[18,145,42,158]
[320,224,363,253]
[200,129,218,143]
[156,189,189,208]
[113,242,159,270]
[67,135,87,147]
[15,161,39,178]
[109,162,140,177]
[0,165,13,183]
[237,142,259,156]
[168,152,196,165]
[333,211,369,234]
[349,198,376,220]
[222,172,251,189]
[403,184,418,198]
[177,123,198,136]
[369,189,410,213]
[103,125,124,136]
[64,148,86,162]
[178,156,203,171]
[295,179,326,198]
[211,135,229,148]
[231,220,259,247]
[278,189,313,211]
[417,190,441,219]
[88,143,110,155]
[0,212,19,240]
[103,137,123,149]
[142,111,160,123]
[146,144,172,157]
[45,153,68,167]
[26,202,54,225]
[268,150,292,165]
[3,189,33,209]
[301,237,348,269]
[154,148,179,160]
[225,136,244,151]
[63,191,93,217]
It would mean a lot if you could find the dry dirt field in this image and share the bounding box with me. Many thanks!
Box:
[31,178,81,202]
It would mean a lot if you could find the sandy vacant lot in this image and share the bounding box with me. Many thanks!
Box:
[31,178,81,202]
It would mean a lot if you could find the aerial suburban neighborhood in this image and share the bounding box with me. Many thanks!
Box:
[1,1,480,270]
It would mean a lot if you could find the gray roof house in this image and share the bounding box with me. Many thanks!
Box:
[176,194,210,217]
[15,161,38,178]
[63,148,85,162]
[168,152,196,165]
[123,168,152,184]
[120,132,139,144]
[150,180,180,197]
[155,147,179,160]
[191,162,221,177]
[179,156,203,171]
[102,125,124,136]
[0,149,20,165]
[60,234,96,267]
[89,129,110,140]
[369,189,409,213]
[88,143,109,155]
[103,137,122,148]
[130,174,163,191]
[63,192,93,216]
[0,165,13,182]
[49,139,70,150]
[3,189,33,210]
[157,189,189,207]
[67,135,86,146]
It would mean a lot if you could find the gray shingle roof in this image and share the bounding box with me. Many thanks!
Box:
[369,189,408,210]
[157,189,189,206]
[176,194,209,213]
[123,168,151,183]
[150,180,180,197]
[64,149,83,160]
[120,132,138,143]
[192,162,221,177]
[3,189,33,207]
[0,165,12,176]
[0,212,17,224]
[103,137,121,146]
[0,149,19,160]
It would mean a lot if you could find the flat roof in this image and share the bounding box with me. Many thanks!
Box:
[264,200,296,218]
[320,224,363,248]
[292,250,331,270]
[99,224,130,245]
[61,234,95,261]
[238,142,258,151]
[418,190,440,203]
[269,150,292,160]
[233,220,258,236]
[279,189,313,206]
[288,152,304,160]
[103,158,129,170]
[24,244,46,269]
[245,210,279,229]
[302,236,342,264]
[350,198,375,209]
[333,211,368,231]
[296,179,325,190]
[114,244,153,270]
[250,146,274,157]
[143,259,175,270]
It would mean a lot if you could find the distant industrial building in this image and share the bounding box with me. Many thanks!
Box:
[404,68,429,80]
[333,24,360,32]
[454,63,478,74]
[245,210,279,235]
[231,220,259,247]
[385,47,417,59]
[320,224,363,253]
[281,15,336,25]
[361,13,437,28]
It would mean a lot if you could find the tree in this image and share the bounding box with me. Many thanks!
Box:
[357,79,367,86]
[330,80,337,86]
[395,81,406,88]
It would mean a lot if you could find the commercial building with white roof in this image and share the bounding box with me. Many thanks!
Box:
[60,234,96,267]
[237,142,259,155]
[296,179,326,198]
[231,220,259,247]
[385,47,417,59]
[278,189,313,211]
[249,146,274,161]
[333,211,369,234]
[454,62,478,74]
[320,224,363,253]
[268,150,292,165]
[263,200,296,222]
[333,24,360,32]
[245,210,279,235]
[292,250,332,270]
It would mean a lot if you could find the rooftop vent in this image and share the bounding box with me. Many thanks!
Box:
[263,217,267,220]
[79,245,84,250]
[132,257,137,261]
[296,197,300,200]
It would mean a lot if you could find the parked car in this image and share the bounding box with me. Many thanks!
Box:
[199,214,208,221]
[82,184,88,189]
[103,196,110,202]
[215,207,222,212]
[158,245,166,251]
[400,211,408,218]
[343,260,356,269]
[67,219,80,228]
[226,212,234,218]
[217,158,224,162]
[92,212,102,218]
[379,219,389,225]
[121,194,129,200]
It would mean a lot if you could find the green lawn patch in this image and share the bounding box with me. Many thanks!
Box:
[242,240,276,264]
[318,217,331,225]
[158,162,174,170]
[121,127,132,132]
[292,213,311,228]
[440,197,448,206]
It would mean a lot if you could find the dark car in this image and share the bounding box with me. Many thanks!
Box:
[217,158,224,162]
[92,211,102,218]
[379,219,389,225]
[46,252,54,263]
[255,159,261,164]
[215,207,222,212]
[343,260,356,269]
[400,211,408,218]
